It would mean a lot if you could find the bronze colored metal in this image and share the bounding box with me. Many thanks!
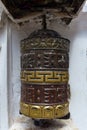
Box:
[20,28,70,119]
[21,37,70,52]
[21,50,69,69]
[20,102,69,119]
[21,84,70,104]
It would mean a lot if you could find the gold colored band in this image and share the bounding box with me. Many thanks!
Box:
[21,71,69,84]
[20,102,69,119]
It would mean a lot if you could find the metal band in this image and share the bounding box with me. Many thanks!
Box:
[20,102,69,119]
[21,84,69,104]
[21,50,69,69]
[21,37,70,52]
[21,71,69,84]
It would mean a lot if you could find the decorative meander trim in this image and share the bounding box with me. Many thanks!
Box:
[21,70,69,84]
[20,102,69,119]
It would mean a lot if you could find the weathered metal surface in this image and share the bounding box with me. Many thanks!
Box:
[20,29,70,119]
[21,84,70,104]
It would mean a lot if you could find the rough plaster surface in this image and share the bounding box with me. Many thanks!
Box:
[9,115,78,130]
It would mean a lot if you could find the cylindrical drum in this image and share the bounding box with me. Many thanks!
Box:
[20,29,70,119]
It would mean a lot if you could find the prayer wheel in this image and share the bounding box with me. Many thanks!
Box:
[20,28,70,120]
[20,16,70,121]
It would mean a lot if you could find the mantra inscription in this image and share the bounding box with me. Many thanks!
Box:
[21,84,70,104]
[21,50,69,69]
[20,29,70,119]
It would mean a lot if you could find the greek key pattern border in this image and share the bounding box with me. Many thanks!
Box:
[21,71,69,84]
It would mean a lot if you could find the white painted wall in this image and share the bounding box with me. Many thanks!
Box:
[0,24,8,130]
[1,11,87,130]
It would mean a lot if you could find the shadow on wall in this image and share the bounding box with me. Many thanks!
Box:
[9,115,78,130]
